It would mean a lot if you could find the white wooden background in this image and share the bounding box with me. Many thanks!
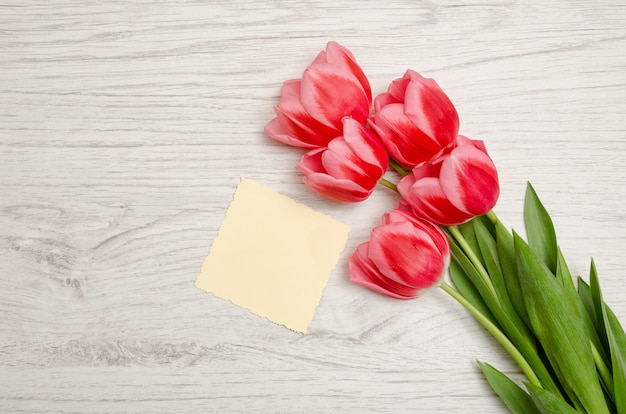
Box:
[2,0,626,412]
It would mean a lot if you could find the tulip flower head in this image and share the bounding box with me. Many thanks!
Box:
[298,117,389,202]
[369,70,459,169]
[398,135,500,225]
[349,208,450,299]
[265,41,372,149]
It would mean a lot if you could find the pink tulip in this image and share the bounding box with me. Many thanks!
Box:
[369,70,459,169]
[397,135,500,225]
[265,41,372,149]
[349,208,450,299]
[298,117,388,202]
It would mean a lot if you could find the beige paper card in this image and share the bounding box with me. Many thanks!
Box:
[196,178,350,333]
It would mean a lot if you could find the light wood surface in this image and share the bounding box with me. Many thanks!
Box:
[2,1,626,412]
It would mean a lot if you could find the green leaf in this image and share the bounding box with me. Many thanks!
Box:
[514,233,609,414]
[608,348,625,414]
[524,183,558,274]
[459,220,481,261]
[607,306,626,368]
[578,278,600,335]
[448,258,497,326]
[477,213,497,238]
[590,261,626,413]
[451,225,562,397]
[590,261,609,349]
[448,236,498,311]
[557,251,609,372]
[524,383,578,414]
[495,220,531,329]
[555,247,575,291]
[474,219,535,346]
[449,235,528,348]
[478,361,540,414]
[568,267,612,406]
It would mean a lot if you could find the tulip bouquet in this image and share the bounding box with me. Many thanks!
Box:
[265,41,626,413]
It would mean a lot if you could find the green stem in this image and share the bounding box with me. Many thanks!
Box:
[440,281,542,388]
[485,210,498,225]
[379,177,398,192]
[389,158,410,176]
[592,341,615,401]
[446,225,499,303]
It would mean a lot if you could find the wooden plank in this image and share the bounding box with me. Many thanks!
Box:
[1,0,626,412]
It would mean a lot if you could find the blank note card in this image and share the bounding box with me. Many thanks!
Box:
[196,178,350,333]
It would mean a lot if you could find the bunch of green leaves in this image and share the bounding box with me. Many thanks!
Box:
[445,183,626,413]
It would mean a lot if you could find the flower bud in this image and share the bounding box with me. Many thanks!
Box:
[349,208,450,299]
[265,41,372,148]
[398,136,499,225]
[369,70,459,168]
[298,117,388,202]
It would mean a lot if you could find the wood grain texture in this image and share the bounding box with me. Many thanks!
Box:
[1,0,626,412]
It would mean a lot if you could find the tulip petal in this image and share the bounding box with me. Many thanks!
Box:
[341,118,388,172]
[321,138,379,188]
[264,117,312,148]
[279,79,302,98]
[266,95,341,148]
[298,147,326,173]
[368,221,446,289]
[398,173,474,225]
[383,209,451,257]
[310,49,327,66]
[373,92,400,112]
[298,150,371,202]
[439,143,500,215]
[387,73,412,101]
[315,129,384,191]
[301,63,371,130]
[403,77,459,147]
[302,173,371,202]
[349,243,418,299]
[368,120,415,169]
[324,41,372,103]
[373,103,443,167]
